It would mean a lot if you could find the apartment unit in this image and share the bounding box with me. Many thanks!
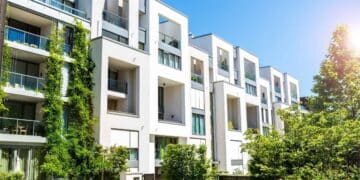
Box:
[0,0,300,179]
[0,0,91,179]
[260,66,300,132]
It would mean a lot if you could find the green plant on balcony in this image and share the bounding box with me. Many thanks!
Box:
[228,120,234,130]
[220,60,228,71]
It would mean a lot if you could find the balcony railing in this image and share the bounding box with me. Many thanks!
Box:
[5,26,49,51]
[5,26,71,54]
[261,98,267,105]
[33,0,87,19]
[159,32,180,49]
[139,27,146,43]
[191,73,203,84]
[0,117,42,136]
[245,72,256,81]
[103,10,128,29]
[275,86,281,93]
[108,79,127,94]
[219,61,229,71]
[8,72,44,92]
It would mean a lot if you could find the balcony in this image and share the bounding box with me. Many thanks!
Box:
[261,98,267,105]
[32,0,87,19]
[0,117,42,136]
[108,79,127,94]
[159,32,180,49]
[103,10,128,29]
[219,61,229,71]
[245,72,256,82]
[5,26,71,55]
[5,26,49,51]
[191,73,203,84]
[275,86,281,93]
[8,72,44,92]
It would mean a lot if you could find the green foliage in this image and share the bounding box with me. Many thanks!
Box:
[102,146,129,179]
[66,20,100,178]
[311,25,360,120]
[243,25,360,179]
[161,144,213,180]
[0,43,11,112]
[41,27,71,177]
[0,171,25,180]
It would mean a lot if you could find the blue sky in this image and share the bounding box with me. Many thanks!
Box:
[162,0,360,96]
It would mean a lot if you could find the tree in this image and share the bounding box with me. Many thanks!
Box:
[312,25,360,119]
[66,20,100,178]
[243,25,360,179]
[161,144,213,180]
[41,28,71,177]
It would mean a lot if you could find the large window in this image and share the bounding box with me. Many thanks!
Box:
[246,83,257,96]
[158,87,164,120]
[158,49,181,70]
[155,136,177,159]
[102,29,128,44]
[192,113,205,136]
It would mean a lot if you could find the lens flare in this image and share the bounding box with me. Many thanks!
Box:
[349,29,360,56]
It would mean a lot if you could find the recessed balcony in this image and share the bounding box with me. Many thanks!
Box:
[108,79,127,94]
[103,10,128,30]
[32,0,87,19]
[7,72,44,92]
[0,117,42,136]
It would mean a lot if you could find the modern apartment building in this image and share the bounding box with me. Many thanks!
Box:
[0,0,300,179]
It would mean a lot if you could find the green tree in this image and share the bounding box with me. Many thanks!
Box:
[312,25,360,119]
[243,25,360,179]
[41,28,71,177]
[102,146,129,179]
[66,20,100,178]
[161,144,213,180]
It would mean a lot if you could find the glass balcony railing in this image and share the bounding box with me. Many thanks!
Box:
[8,72,44,92]
[108,79,127,94]
[275,86,281,93]
[33,0,87,19]
[0,117,42,136]
[5,26,49,51]
[261,98,267,105]
[103,10,128,29]
[191,73,203,84]
[159,32,180,49]
[245,72,256,81]
[219,62,229,71]
[5,26,71,54]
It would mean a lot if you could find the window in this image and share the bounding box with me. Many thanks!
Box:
[138,42,145,50]
[158,87,164,120]
[158,49,181,70]
[217,47,229,71]
[244,59,256,81]
[192,113,205,135]
[110,130,139,161]
[275,96,282,102]
[245,83,257,96]
[102,29,128,44]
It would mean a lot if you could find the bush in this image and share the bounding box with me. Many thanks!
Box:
[0,171,25,180]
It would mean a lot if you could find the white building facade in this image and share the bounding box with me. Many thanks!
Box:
[0,0,300,179]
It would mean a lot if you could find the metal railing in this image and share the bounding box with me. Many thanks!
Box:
[5,26,49,51]
[191,73,203,84]
[34,0,87,19]
[0,117,42,136]
[8,72,44,92]
[159,32,180,49]
[108,79,127,94]
[138,27,146,43]
[103,10,128,29]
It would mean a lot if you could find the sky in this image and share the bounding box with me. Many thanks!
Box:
[162,0,360,96]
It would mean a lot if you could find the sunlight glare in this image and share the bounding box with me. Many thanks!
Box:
[349,28,360,56]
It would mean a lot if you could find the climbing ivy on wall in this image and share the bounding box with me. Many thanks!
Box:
[66,20,101,178]
[40,27,71,177]
[0,43,11,112]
